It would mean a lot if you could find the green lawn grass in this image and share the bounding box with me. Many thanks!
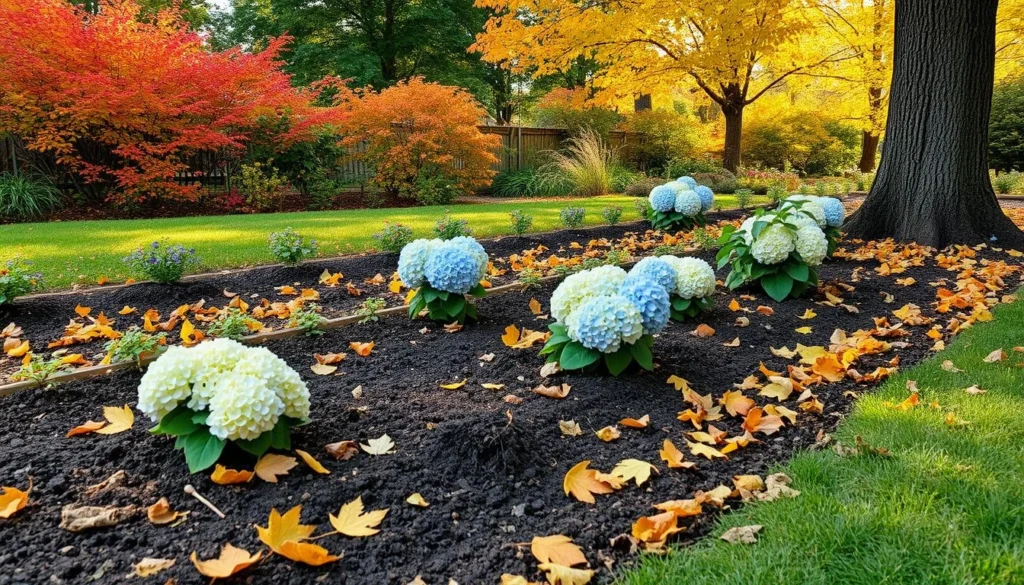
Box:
[619,298,1024,585]
[0,194,760,291]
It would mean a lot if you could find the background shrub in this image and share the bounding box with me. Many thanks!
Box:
[559,206,586,228]
[0,173,62,219]
[633,198,652,220]
[610,166,645,193]
[269,228,318,265]
[239,162,287,211]
[532,88,622,137]
[340,78,500,205]
[990,76,1024,172]
[624,176,665,197]
[432,212,473,239]
[993,172,1019,194]
[737,168,799,194]
[618,109,701,174]
[742,112,859,176]
[667,155,726,176]
[373,221,414,252]
[692,170,737,194]
[490,168,571,198]
[509,209,533,236]
[766,185,789,203]
[734,188,754,210]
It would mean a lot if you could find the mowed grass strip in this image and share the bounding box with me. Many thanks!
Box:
[0,194,760,291]
[620,297,1024,585]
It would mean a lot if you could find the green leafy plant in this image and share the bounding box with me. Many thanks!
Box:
[734,188,754,210]
[373,221,415,253]
[0,173,62,219]
[407,282,487,324]
[624,176,665,197]
[123,241,200,284]
[490,168,571,197]
[288,304,325,335]
[0,258,40,306]
[634,198,652,221]
[356,297,387,323]
[238,161,287,211]
[268,228,318,266]
[10,354,65,386]
[105,327,167,366]
[993,173,1018,194]
[432,212,473,240]
[509,209,534,237]
[601,206,623,225]
[518,267,543,288]
[691,227,718,251]
[207,308,260,340]
[541,323,654,376]
[766,185,789,204]
[559,206,586,228]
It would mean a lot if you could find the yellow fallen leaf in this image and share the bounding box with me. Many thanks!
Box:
[5,339,29,358]
[798,308,817,319]
[66,420,107,437]
[563,460,620,504]
[328,496,388,537]
[559,420,584,437]
[254,453,298,483]
[531,534,587,567]
[595,425,621,442]
[529,298,543,315]
[501,325,521,347]
[0,483,30,519]
[74,305,91,318]
[210,465,254,485]
[295,449,330,475]
[406,493,429,507]
[611,459,658,486]
[278,540,340,566]
[95,405,134,435]
[481,383,505,390]
[533,383,571,399]
[538,562,594,585]
[132,558,175,578]
[666,375,691,392]
[147,497,187,525]
[191,543,262,579]
[439,379,467,390]
[687,441,727,460]
[310,363,338,376]
[118,306,137,315]
[795,326,813,334]
[349,341,374,356]
[659,439,696,470]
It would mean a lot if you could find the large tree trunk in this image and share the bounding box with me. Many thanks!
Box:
[844,0,1024,248]
[721,93,743,173]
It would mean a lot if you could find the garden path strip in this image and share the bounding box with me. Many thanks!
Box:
[0,234,1020,584]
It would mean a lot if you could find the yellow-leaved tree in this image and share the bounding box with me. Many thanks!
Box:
[472,0,858,171]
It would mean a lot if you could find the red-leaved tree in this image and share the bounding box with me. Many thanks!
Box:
[0,0,345,203]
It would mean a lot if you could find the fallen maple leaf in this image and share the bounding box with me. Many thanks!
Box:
[329,496,388,537]
[256,506,340,566]
[559,420,584,437]
[687,441,727,460]
[325,440,359,460]
[531,534,588,567]
[5,339,29,357]
[720,390,755,417]
[349,341,375,356]
[795,326,813,334]
[529,298,543,315]
[798,308,817,319]
[631,510,682,546]
[132,557,174,577]
[611,459,658,486]
[191,543,263,579]
[595,425,621,442]
[147,497,186,525]
[0,483,30,519]
[983,349,1007,363]
[66,420,106,437]
[537,562,594,585]
[942,360,965,373]
[659,439,696,469]
[210,465,254,485]
[563,461,620,504]
[74,305,91,318]
[94,405,134,435]
[295,449,330,475]
[254,453,298,483]
[361,434,395,455]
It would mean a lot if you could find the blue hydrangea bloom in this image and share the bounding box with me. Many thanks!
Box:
[694,185,714,212]
[424,241,480,294]
[447,236,488,280]
[397,238,439,288]
[676,176,698,188]
[629,257,677,292]
[674,189,702,216]
[570,294,644,353]
[821,197,845,227]
[649,184,677,212]
[619,276,671,335]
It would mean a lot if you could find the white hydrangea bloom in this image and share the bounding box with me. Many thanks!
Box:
[550,265,627,325]
[738,216,759,245]
[205,374,284,441]
[663,256,716,299]
[782,196,826,228]
[137,345,196,422]
[751,224,796,265]
[187,338,250,411]
[786,211,819,231]
[795,224,828,266]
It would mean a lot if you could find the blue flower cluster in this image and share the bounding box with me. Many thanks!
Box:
[571,294,645,353]
[676,176,698,188]
[673,188,702,216]
[648,179,715,218]
[694,185,714,212]
[619,275,671,334]
[820,197,845,227]
[398,237,488,294]
[649,184,677,212]
[629,257,677,291]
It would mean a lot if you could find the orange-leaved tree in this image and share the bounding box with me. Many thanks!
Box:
[339,78,500,205]
[0,0,345,203]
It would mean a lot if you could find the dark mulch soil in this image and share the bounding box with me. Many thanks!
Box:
[1,239,1020,585]
[0,212,741,375]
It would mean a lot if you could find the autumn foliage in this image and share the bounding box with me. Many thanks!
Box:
[0,0,344,203]
[339,78,499,205]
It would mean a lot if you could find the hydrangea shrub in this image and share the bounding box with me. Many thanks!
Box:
[138,339,310,472]
[646,178,714,232]
[400,237,488,323]
[717,204,828,302]
[541,265,666,375]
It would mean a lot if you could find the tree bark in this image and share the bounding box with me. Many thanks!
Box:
[844,0,1024,248]
[858,131,879,173]
[722,99,743,174]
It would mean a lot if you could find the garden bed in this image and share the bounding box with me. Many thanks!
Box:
[1,227,1020,584]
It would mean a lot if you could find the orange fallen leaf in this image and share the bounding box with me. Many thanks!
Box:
[619,415,649,429]
[659,439,696,470]
[67,420,107,437]
[118,306,137,315]
[349,341,374,357]
[0,482,30,519]
[74,305,91,318]
[563,460,621,504]
[720,390,755,417]
[531,534,587,567]
[529,299,543,315]
[295,449,330,475]
[254,453,298,483]
[255,506,340,566]
[5,339,29,357]
[632,510,682,546]
[756,305,774,316]
[742,407,784,435]
[210,465,254,485]
[191,543,263,579]
[533,383,571,399]
[691,324,715,338]
[147,497,187,525]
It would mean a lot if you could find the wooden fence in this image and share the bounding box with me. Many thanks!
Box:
[0,126,643,191]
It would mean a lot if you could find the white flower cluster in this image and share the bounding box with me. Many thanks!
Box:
[550,265,627,333]
[738,207,828,267]
[660,256,717,299]
[138,339,310,441]
[778,195,827,228]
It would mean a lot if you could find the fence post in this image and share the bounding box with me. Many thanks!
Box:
[516,126,523,171]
